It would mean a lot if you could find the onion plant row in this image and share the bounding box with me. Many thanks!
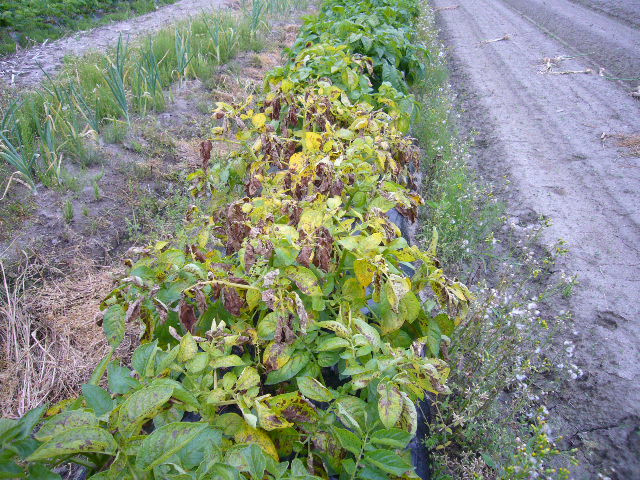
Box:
[0,7,270,193]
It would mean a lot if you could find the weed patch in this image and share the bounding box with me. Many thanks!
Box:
[414,4,578,479]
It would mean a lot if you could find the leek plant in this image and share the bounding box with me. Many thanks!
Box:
[103,35,130,123]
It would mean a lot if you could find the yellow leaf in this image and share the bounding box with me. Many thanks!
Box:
[354,259,376,287]
[252,113,267,129]
[304,131,322,152]
[263,342,293,370]
[234,424,279,460]
[288,152,306,172]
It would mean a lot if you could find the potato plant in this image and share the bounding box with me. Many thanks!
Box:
[0,0,473,478]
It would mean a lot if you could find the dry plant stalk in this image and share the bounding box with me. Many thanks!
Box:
[616,134,640,157]
[548,68,592,75]
[480,34,511,45]
[435,5,459,11]
[0,258,112,417]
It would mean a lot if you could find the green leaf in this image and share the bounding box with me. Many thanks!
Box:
[88,351,113,386]
[27,427,117,461]
[103,304,126,348]
[435,312,455,337]
[316,336,350,352]
[209,464,240,480]
[27,464,62,480]
[211,354,245,369]
[4,404,47,443]
[399,291,420,323]
[296,376,334,402]
[132,340,158,377]
[243,444,266,479]
[0,460,23,479]
[135,422,208,471]
[35,410,98,442]
[332,427,361,455]
[178,333,198,362]
[273,245,299,267]
[107,363,139,394]
[265,351,310,385]
[370,428,412,449]
[377,382,403,429]
[257,312,279,340]
[364,449,413,476]
[82,384,113,417]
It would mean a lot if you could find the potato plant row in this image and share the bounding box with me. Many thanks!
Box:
[0,0,472,479]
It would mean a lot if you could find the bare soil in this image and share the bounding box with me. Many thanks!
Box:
[433,0,640,478]
[0,0,228,87]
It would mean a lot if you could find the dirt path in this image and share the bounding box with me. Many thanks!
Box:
[433,0,640,478]
[0,0,228,88]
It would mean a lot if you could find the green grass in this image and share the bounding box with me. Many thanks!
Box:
[412,29,502,271]
[0,0,181,56]
[1,5,276,191]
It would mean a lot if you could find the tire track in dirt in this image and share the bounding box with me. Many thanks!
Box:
[433,0,640,477]
[0,0,228,88]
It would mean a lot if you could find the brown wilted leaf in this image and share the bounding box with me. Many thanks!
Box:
[313,227,334,272]
[195,288,208,315]
[223,287,245,316]
[179,299,198,333]
[396,204,417,223]
[297,246,313,268]
[126,298,143,325]
[246,176,262,197]
[262,288,277,310]
[200,140,213,171]
[293,293,309,334]
[275,313,295,344]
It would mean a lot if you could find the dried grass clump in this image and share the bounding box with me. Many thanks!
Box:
[0,258,116,417]
[617,134,640,157]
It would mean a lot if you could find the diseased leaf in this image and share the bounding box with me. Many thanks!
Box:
[297,376,334,402]
[286,266,322,296]
[28,427,117,461]
[354,259,376,287]
[103,304,125,348]
[377,382,403,429]
[118,384,173,435]
[136,422,208,470]
[177,332,198,362]
[235,367,260,392]
[265,351,310,385]
[397,394,418,435]
[35,410,98,442]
